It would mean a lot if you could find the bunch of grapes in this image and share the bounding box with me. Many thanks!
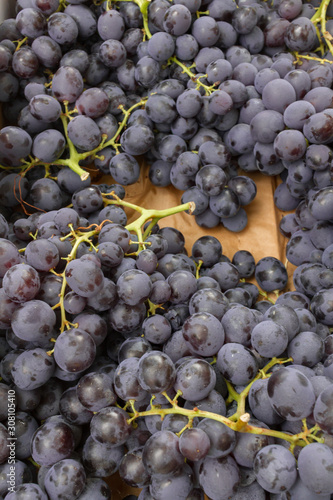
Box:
[0,0,328,232]
[0,0,333,499]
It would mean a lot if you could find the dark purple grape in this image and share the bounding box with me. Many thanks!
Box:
[16,8,47,38]
[52,66,84,103]
[255,256,288,292]
[90,406,132,447]
[54,328,96,373]
[32,419,75,466]
[142,430,184,475]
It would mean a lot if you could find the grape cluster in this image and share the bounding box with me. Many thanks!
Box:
[0,0,324,231]
[1,0,333,231]
[0,0,333,499]
[0,180,330,500]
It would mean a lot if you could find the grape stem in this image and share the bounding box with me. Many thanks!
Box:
[168,56,218,95]
[126,356,325,450]
[0,97,148,184]
[46,196,195,342]
[311,0,333,58]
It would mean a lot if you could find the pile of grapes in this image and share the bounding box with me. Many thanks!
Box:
[0,0,333,498]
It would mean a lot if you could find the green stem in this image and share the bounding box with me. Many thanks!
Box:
[127,402,323,447]
[168,56,217,95]
[228,357,292,422]
[125,202,195,234]
[311,0,333,58]
[113,0,152,38]
[49,227,98,337]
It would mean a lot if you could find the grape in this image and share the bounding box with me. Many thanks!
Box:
[267,366,316,420]
[82,436,124,477]
[251,320,288,357]
[219,79,248,108]
[67,115,102,151]
[75,478,111,500]
[47,12,78,45]
[232,6,258,35]
[60,49,89,74]
[0,126,32,167]
[255,256,288,292]
[225,123,255,155]
[90,406,132,447]
[142,314,171,344]
[182,311,225,356]
[44,459,86,500]
[221,305,257,346]
[11,348,55,390]
[114,357,148,401]
[263,304,300,342]
[109,301,146,334]
[77,372,116,411]
[163,4,192,35]
[0,43,12,71]
[59,386,93,425]
[119,448,150,488]
[134,55,160,88]
[197,418,236,458]
[117,269,152,306]
[250,110,284,143]
[0,71,19,104]
[5,484,48,500]
[232,250,255,278]
[150,468,193,500]
[297,443,333,495]
[313,384,333,434]
[12,47,39,80]
[239,98,265,125]
[30,35,62,69]
[52,66,84,103]
[73,312,107,346]
[189,288,229,320]
[65,257,104,298]
[208,261,240,291]
[16,8,47,38]
[54,328,96,373]
[199,455,240,500]
[64,4,96,39]
[209,187,240,218]
[76,87,109,118]
[32,129,66,163]
[142,430,184,475]
[99,39,127,68]
[120,124,155,155]
[32,419,75,466]
[165,269,196,303]
[217,343,258,385]
[147,31,175,62]
[287,477,331,500]
[3,263,40,303]
[308,186,333,220]
[271,55,294,77]
[174,357,216,400]
[24,239,59,272]
[294,307,317,333]
[284,16,317,51]
[254,444,297,493]
[30,177,63,211]
[138,351,176,393]
[239,26,265,53]
[118,337,152,363]
[97,8,125,41]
